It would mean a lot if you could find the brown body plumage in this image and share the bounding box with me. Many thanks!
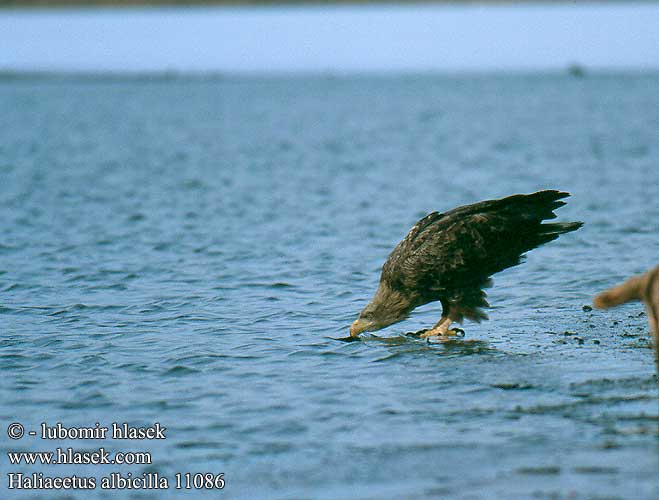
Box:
[350,190,583,338]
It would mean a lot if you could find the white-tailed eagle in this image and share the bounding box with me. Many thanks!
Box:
[350,190,583,339]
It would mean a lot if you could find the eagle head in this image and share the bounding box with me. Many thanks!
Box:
[350,283,412,337]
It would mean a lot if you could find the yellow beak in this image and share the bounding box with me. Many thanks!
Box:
[350,319,368,337]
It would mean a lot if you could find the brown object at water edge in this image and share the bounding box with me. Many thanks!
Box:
[594,265,659,378]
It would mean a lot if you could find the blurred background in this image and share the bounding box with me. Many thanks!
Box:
[1,1,658,73]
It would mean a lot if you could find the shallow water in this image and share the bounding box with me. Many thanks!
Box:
[1,73,659,499]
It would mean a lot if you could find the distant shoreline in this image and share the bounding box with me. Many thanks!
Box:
[2,68,659,82]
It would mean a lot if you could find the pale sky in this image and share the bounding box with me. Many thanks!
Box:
[1,3,658,72]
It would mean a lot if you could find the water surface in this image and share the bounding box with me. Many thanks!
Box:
[1,73,659,498]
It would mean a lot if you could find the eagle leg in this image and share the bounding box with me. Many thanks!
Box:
[419,318,465,339]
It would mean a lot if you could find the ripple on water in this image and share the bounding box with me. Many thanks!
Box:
[164,365,201,376]
[2,72,659,499]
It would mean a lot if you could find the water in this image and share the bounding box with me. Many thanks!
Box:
[1,72,659,499]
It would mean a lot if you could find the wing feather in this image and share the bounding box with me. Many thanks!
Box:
[381,190,581,304]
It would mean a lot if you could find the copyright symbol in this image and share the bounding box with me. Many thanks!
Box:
[7,422,24,440]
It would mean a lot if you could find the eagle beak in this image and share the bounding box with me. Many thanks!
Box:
[350,319,368,337]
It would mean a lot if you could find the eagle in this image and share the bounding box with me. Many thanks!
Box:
[350,190,583,339]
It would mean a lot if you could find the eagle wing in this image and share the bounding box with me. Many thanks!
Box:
[381,191,581,315]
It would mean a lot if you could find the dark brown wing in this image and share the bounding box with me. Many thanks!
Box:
[381,190,582,306]
[439,189,571,221]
